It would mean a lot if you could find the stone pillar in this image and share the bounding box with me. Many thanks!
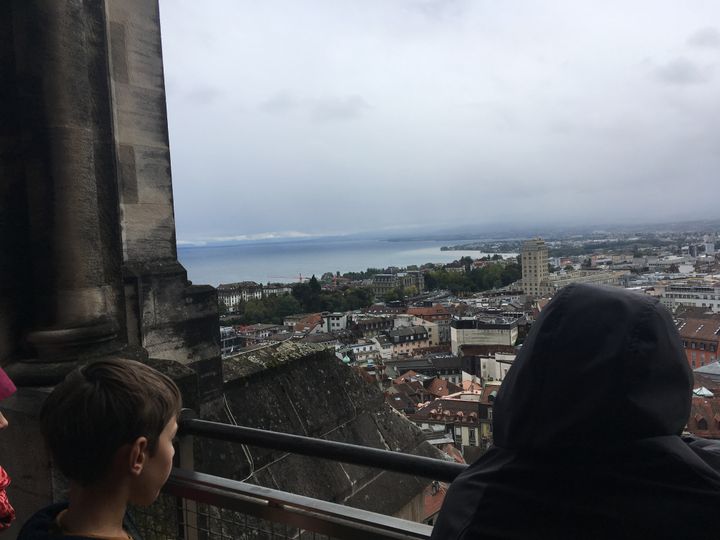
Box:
[7,0,126,384]
[106,0,222,400]
[0,3,219,534]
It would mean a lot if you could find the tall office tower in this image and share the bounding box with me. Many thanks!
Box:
[521,238,549,298]
[704,235,716,255]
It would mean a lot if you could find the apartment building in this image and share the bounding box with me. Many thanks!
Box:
[451,315,520,356]
[217,281,264,311]
[676,317,720,369]
[521,238,548,298]
[386,325,430,357]
[409,393,492,452]
[371,271,425,297]
[660,282,720,313]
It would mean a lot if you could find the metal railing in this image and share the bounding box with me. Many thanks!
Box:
[133,411,466,539]
[179,413,467,483]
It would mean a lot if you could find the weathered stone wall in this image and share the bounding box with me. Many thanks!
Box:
[106,0,178,264]
[0,0,220,381]
[0,0,131,372]
[198,342,440,519]
[0,2,219,535]
[105,0,222,388]
[123,260,222,400]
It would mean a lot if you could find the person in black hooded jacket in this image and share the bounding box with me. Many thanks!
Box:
[431,283,720,539]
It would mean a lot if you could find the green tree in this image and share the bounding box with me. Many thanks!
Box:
[424,272,438,290]
[384,287,405,302]
[459,256,474,271]
[273,294,302,321]
[244,299,267,323]
[500,262,521,287]
[309,275,321,294]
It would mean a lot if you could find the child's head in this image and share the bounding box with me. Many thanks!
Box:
[40,358,181,498]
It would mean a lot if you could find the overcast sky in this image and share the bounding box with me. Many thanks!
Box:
[158,0,720,243]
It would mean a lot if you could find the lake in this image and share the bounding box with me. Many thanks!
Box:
[178,238,516,286]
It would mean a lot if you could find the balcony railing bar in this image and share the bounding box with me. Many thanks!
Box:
[179,415,467,483]
[165,467,433,540]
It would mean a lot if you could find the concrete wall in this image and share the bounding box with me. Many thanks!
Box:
[198,342,440,521]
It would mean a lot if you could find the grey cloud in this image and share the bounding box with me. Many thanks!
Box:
[259,93,300,115]
[688,27,720,49]
[310,96,370,123]
[185,86,221,104]
[653,57,712,85]
[407,0,467,20]
[161,1,720,240]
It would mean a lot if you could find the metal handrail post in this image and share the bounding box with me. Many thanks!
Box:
[178,409,198,540]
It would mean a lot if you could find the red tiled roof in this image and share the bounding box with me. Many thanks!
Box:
[408,305,450,319]
[409,397,487,424]
[677,316,720,343]
[694,373,720,395]
[385,392,416,411]
[394,370,421,385]
[352,366,377,385]
[439,443,466,465]
[425,377,461,398]
[293,313,323,331]
[688,396,720,439]
[423,482,449,521]
[462,380,483,392]
[389,382,429,403]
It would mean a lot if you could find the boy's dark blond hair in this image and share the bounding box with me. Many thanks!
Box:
[41,358,182,486]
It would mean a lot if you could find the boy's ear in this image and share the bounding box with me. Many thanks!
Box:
[129,436,149,476]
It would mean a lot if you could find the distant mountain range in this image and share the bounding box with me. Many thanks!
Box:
[178,217,720,249]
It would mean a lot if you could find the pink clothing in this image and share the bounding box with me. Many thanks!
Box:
[0,369,15,401]
[0,466,13,529]
[0,367,16,530]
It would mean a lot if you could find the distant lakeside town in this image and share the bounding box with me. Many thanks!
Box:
[216,227,720,471]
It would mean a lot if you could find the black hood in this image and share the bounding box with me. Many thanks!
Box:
[493,283,692,451]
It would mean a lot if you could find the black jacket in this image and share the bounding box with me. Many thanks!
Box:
[17,502,142,540]
[431,283,720,539]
